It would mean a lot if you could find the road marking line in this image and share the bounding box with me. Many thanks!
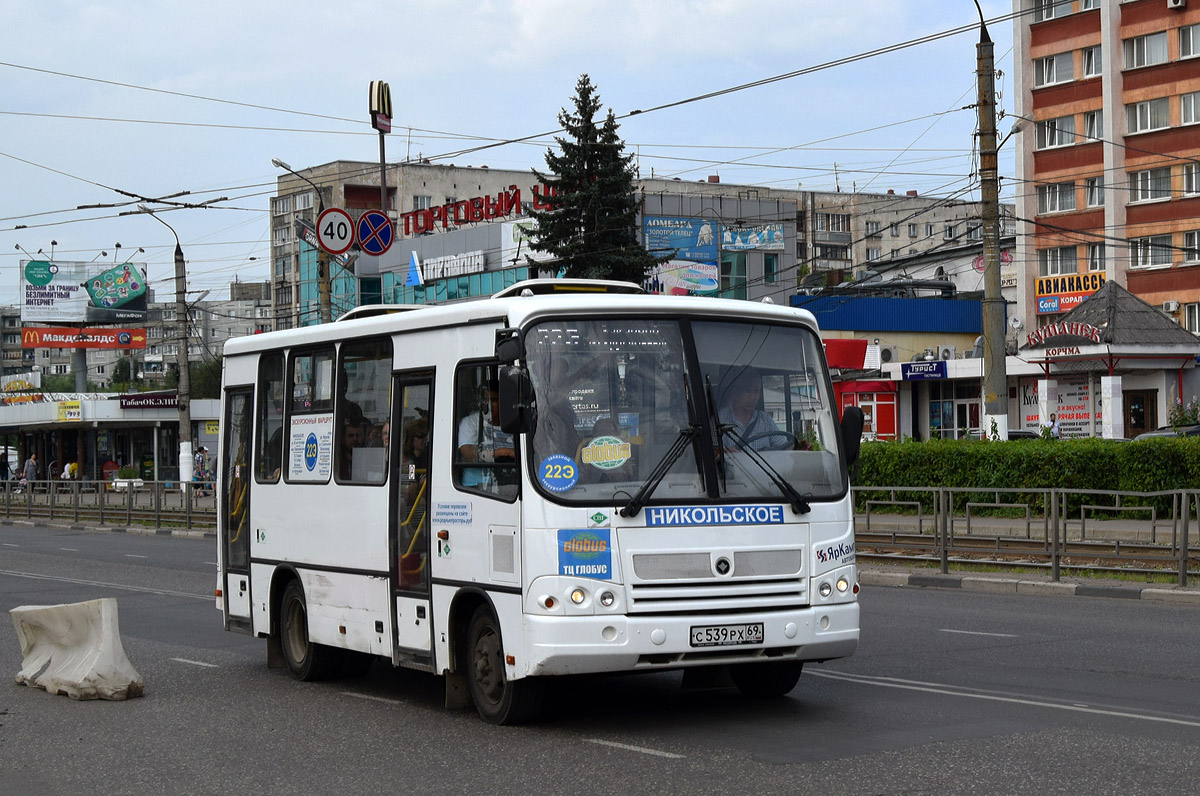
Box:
[586,739,685,759]
[124,554,148,559]
[0,569,209,600]
[341,691,402,705]
[810,670,1200,728]
[59,548,79,552]
[171,658,218,668]
[2,543,18,547]
[939,628,1017,638]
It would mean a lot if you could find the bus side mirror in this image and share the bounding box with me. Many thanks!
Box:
[495,329,524,364]
[497,365,534,435]
[839,406,864,467]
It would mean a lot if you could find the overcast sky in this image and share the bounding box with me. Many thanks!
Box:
[1,0,1016,304]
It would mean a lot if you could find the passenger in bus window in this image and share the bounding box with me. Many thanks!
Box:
[339,411,368,480]
[368,420,389,448]
[718,368,792,452]
[457,381,514,491]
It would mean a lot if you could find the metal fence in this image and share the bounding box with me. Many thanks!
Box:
[853,486,1198,586]
[0,478,217,531]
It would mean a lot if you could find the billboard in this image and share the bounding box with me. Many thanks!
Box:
[643,216,720,296]
[21,327,147,350]
[20,260,149,323]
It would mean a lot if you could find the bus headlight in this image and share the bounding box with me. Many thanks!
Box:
[570,588,587,605]
[599,591,615,607]
[818,581,832,598]
[836,576,850,593]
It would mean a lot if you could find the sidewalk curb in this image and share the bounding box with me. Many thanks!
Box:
[5,518,216,541]
[859,569,1200,605]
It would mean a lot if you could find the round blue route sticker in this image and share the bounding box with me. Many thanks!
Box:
[304,432,319,471]
[538,454,579,493]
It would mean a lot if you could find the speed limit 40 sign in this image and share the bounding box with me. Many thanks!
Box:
[317,208,354,255]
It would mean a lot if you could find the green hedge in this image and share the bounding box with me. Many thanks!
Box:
[856,437,1200,515]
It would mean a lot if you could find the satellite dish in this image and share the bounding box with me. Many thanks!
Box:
[1009,316,1023,330]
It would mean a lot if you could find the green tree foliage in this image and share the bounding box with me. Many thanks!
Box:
[524,74,665,283]
[190,356,223,399]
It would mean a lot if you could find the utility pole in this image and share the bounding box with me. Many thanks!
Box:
[140,206,193,478]
[272,159,331,324]
[977,9,1008,439]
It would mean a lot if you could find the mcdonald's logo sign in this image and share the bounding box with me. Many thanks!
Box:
[22,328,41,346]
[369,80,392,133]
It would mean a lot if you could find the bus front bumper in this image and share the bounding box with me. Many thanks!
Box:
[518,602,858,678]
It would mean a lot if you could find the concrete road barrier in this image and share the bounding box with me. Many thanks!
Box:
[9,598,144,700]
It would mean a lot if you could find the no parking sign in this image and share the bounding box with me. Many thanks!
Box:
[357,211,393,256]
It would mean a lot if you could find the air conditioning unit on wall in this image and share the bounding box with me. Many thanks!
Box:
[1168,0,1186,10]
[879,344,900,364]
[1162,300,1180,313]
[938,344,957,360]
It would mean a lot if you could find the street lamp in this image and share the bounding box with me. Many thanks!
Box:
[137,205,193,483]
[271,158,331,324]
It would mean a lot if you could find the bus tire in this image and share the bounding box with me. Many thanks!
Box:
[279,580,340,681]
[730,660,802,698]
[466,606,542,725]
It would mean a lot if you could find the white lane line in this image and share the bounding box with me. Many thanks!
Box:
[171,658,218,668]
[59,548,79,552]
[0,569,210,600]
[2,543,18,547]
[586,739,685,759]
[939,628,1018,638]
[341,691,402,705]
[124,554,148,559]
[809,670,1200,728]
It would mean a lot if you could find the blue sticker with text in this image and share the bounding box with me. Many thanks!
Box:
[558,528,612,580]
[304,433,319,471]
[538,454,579,493]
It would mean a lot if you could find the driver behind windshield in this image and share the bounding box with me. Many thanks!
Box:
[718,368,792,451]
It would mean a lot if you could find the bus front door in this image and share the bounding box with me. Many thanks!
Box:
[392,375,433,654]
[221,388,253,626]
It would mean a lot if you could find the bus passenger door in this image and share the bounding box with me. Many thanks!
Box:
[391,374,433,654]
[221,388,253,624]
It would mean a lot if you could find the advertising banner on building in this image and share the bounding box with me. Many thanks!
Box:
[721,222,785,251]
[22,327,147,349]
[20,260,149,323]
[643,217,720,296]
[1018,376,1098,437]
[57,400,82,422]
[1035,273,1106,315]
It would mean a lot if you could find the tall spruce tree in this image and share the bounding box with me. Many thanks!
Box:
[525,75,664,282]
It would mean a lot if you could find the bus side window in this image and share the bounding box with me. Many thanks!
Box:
[453,363,517,499]
[256,352,285,483]
[336,338,392,485]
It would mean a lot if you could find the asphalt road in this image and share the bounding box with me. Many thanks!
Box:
[2,523,1199,795]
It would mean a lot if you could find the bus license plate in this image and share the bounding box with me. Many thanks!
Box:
[689,622,764,647]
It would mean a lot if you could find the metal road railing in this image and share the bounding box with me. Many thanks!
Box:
[853,486,1198,586]
[0,478,217,531]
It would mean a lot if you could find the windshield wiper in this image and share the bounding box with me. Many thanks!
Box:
[721,426,811,514]
[704,375,728,492]
[618,425,698,518]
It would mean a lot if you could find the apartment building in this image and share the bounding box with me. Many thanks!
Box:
[1013,0,1200,330]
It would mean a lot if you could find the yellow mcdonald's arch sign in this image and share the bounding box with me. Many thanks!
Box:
[22,328,41,346]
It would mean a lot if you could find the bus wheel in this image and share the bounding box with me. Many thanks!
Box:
[279,580,339,681]
[730,661,803,698]
[466,607,542,725]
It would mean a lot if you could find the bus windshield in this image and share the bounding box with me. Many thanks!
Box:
[524,316,847,507]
